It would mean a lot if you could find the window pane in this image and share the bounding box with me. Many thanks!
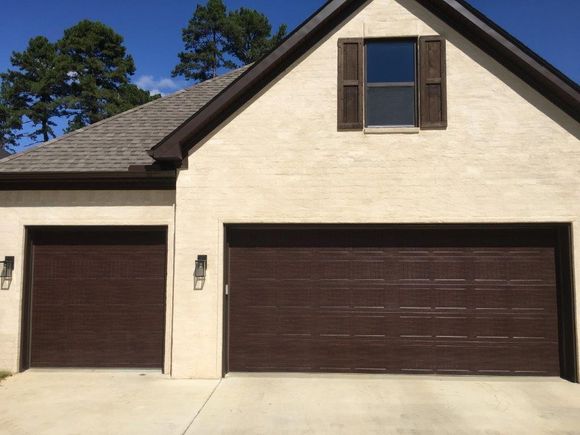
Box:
[366,40,415,83]
[366,87,415,126]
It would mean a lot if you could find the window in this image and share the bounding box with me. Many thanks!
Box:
[365,40,416,127]
[337,36,446,131]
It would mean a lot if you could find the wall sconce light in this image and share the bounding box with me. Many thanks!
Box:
[194,255,207,291]
[194,255,207,279]
[1,256,14,279]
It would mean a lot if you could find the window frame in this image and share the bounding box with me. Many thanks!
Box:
[364,37,419,129]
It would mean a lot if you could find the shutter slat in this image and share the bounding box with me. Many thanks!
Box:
[337,38,364,130]
[419,36,447,129]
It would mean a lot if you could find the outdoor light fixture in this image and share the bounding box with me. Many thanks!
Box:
[1,256,14,279]
[194,255,207,279]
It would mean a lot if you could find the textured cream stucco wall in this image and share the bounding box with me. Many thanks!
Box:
[171,0,580,378]
[0,190,176,373]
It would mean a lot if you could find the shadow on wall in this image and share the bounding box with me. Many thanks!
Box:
[397,0,580,139]
[1,277,11,290]
[0,190,176,208]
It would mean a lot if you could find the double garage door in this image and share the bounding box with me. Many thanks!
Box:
[24,228,166,369]
[227,227,567,376]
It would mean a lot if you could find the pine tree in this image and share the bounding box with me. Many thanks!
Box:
[58,20,155,131]
[225,8,287,66]
[0,83,23,152]
[0,36,66,144]
[172,0,235,82]
[173,0,286,81]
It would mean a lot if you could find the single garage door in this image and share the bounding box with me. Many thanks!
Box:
[227,227,562,376]
[25,228,166,368]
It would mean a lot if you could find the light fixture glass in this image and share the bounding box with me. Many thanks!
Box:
[1,256,14,279]
[194,255,207,279]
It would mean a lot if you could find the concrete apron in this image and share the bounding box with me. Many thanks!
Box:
[0,370,219,435]
[1,371,579,435]
[186,373,580,435]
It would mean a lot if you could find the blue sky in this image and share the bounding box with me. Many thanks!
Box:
[1,0,578,146]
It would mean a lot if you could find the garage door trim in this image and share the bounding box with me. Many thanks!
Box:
[20,226,168,371]
[223,224,577,382]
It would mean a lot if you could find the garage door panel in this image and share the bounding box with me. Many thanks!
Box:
[350,284,385,309]
[230,309,278,336]
[511,316,558,340]
[318,314,351,336]
[277,281,313,308]
[234,279,277,308]
[351,315,386,337]
[228,228,561,376]
[272,338,314,370]
[28,229,166,368]
[434,286,469,310]
[433,316,470,339]
[318,283,351,308]
[399,315,433,338]
[398,343,435,373]
[436,344,474,374]
[398,286,433,309]
[317,338,352,370]
[474,287,511,310]
[33,251,165,280]
[276,258,313,280]
[511,286,558,312]
[31,280,70,305]
[317,259,351,281]
[352,340,387,371]
[507,251,556,283]
[474,258,508,282]
[431,257,472,283]
[398,258,432,282]
[278,311,313,336]
[351,260,384,280]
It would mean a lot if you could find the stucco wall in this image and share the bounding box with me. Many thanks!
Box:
[0,190,176,373]
[171,0,580,378]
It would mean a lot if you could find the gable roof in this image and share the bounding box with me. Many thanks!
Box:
[1,0,578,187]
[0,67,248,175]
[149,0,580,164]
[0,147,10,159]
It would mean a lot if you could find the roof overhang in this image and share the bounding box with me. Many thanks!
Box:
[148,0,367,163]
[149,0,579,166]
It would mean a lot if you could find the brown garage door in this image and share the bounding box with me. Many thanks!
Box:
[227,227,561,376]
[25,228,166,368]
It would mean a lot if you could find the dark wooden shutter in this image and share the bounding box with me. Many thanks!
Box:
[419,36,447,129]
[337,38,364,130]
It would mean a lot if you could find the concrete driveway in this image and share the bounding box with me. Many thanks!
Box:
[0,370,218,435]
[1,371,579,435]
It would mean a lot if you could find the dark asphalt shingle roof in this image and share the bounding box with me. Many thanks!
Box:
[0,66,249,173]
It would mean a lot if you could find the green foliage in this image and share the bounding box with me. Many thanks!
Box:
[173,0,235,82]
[0,36,67,143]
[225,8,287,66]
[0,87,23,151]
[0,20,158,146]
[58,20,150,132]
[173,0,287,81]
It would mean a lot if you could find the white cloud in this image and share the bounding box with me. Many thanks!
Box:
[135,75,181,96]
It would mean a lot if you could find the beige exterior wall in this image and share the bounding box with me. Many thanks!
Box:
[0,190,176,373]
[171,0,580,378]
[1,0,578,380]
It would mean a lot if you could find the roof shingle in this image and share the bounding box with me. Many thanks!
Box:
[0,66,249,173]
